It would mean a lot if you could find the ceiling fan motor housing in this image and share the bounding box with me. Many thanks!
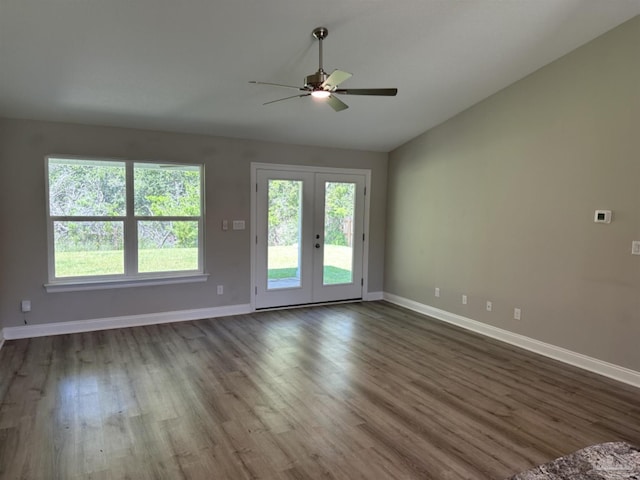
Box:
[305,71,328,90]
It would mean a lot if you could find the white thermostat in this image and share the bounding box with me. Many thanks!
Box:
[594,210,612,224]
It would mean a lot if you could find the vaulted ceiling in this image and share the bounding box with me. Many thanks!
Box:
[1,1,638,152]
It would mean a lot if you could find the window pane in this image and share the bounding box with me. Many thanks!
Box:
[134,163,201,217]
[53,221,124,277]
[138,221,199,272]
[48,158,125,216]
[323,182,355,285]
[267,179,302,290]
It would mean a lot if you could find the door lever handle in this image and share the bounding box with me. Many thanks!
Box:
[315,243,320,249]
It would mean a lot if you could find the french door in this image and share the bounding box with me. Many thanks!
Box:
[254,167,366,309]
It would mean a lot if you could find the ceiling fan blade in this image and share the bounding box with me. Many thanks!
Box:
[334,88,398,96]
[326,94,349,112]
[321,70,352,90]
[263,93,311,106]
[250,81,305,91]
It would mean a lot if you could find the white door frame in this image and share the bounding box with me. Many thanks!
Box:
[250,162,372,311]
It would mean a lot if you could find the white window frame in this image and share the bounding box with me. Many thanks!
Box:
[44,155,207,293]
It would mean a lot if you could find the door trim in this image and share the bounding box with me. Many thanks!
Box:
[250,163,372,311]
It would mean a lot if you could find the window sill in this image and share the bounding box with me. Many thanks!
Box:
[44,273,210,293]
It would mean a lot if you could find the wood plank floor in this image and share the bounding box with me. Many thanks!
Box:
[0,301,639,479]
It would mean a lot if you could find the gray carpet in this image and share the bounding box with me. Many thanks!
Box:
[509,442,640,479]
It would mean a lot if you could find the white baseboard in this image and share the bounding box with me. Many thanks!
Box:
[383,292,640,389]
[2,304,252,340]
[364,291,384,301]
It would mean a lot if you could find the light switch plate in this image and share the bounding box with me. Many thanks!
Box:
[632,240,640,255]
[232,220,245,230]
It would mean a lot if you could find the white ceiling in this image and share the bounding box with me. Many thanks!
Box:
[1,1,638,152]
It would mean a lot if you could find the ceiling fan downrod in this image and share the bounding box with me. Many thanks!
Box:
[307,27,329,88]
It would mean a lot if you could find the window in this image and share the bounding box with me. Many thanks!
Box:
[45,156,205,289]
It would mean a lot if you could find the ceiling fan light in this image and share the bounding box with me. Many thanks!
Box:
[311,90,331,99]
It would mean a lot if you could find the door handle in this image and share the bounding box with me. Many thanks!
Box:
[315,243,320,248]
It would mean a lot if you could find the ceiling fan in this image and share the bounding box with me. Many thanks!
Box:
[250,27,398,112]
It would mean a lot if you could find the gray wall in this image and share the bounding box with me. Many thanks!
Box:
[385,16,640,371]
[0,119,387,328]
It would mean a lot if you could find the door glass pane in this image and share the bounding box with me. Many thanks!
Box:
[138,221,199,272]
[323,182,355,285]
[268,180,302,289]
